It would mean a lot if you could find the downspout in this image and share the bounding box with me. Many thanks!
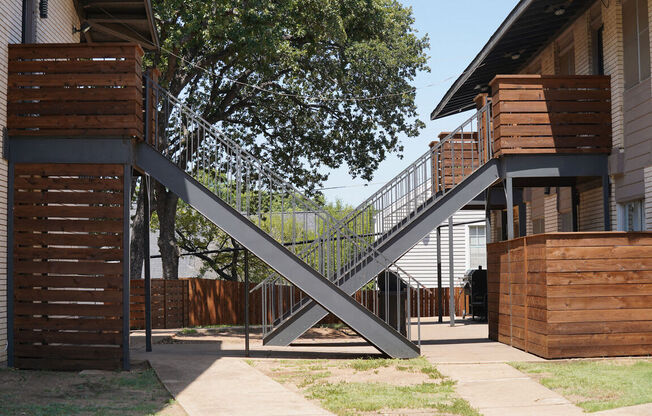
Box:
[21,0,37,43]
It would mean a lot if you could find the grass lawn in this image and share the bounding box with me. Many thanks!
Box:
[511,359,652,412]
[0,365,182,416]
[248,357,479,416]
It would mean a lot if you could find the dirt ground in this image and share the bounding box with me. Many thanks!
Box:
[0,361,186,416]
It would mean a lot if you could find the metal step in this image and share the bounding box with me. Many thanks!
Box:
[135,142,419,358]
[264,159,500,346]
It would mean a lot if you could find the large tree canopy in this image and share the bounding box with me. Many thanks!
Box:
[134,0,429,279]
[151,0,429,187]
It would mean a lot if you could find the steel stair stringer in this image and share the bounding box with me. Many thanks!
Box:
[264,159,501,347]
[134,142,419,358]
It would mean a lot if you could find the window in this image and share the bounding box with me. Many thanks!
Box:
[591,4,605,75]
[623,0,650,88]
[618,200,645,231]
[533,217,545,234]
[468,225,486,269]
[557,32,575,75]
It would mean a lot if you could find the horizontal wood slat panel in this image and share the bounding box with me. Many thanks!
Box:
[12,162,126,371]
[490,75,612,155]
[488,233,652,359]
[7,43,144,139]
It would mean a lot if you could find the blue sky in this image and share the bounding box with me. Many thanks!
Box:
[320,0,520,206]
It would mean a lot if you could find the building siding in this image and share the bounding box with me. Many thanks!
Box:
[0,0,79,365]
[579,185,605,231]
[396,210,486,288]
[645,166,652,230]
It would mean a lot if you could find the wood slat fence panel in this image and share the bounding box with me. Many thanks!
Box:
[490,75,612,156]
[13,163,125,371]
[7,43,144,139]
[489,232,652,359]
[130,279,469,329]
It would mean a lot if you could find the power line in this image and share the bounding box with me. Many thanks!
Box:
[95,6,455,103]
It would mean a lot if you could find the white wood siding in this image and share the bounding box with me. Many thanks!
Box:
[396,210,486,288]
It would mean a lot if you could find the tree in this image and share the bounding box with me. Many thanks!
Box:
[132,0,429,279]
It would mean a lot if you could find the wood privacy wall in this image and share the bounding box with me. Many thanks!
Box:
[431,133,481,193]
[13,164,126,370]
[490,75,612,156]
[7,43,143,139]
[130,278,469,329]
[488,232,652,359]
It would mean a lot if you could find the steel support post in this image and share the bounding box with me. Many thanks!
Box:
[518,201,527,237]
[436,226,443,323]
[485,188,492,244]
[505,177,515,240]
[144,175,152,352]
[602,174,611,231]
[244,248,250,357]
[448,216,455,327]
[122,165,132,370]
[571,185,579,232]
[7,160,14,367]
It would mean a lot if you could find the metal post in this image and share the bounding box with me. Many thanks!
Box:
[602,174,611,231]
[485,189,492,244]
[7,160,14,367]
[518,201,527,237]
[122,165,132,370]
[436,226,443,323]
[144,175,152,352]
[448,216,455,327]
[571,185,579,232]
[505,177,515,240]
[244,248,250,357]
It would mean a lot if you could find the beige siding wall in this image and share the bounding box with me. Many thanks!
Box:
[544,194,558,233]
[579,186,605,230]
[574,12,592,75]
[0,0,79,365]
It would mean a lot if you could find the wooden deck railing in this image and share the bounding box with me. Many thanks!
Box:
[490,75,612,156]
[7,43,144,139]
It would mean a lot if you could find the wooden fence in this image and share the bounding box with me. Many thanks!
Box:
[490,75,612,156]
[488,232,652,359]
[130,278,469,329]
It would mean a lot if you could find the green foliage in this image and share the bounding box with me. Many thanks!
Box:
[150,0,429,189]
[511,360,652,412]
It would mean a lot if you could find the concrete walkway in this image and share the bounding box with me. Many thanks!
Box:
[133,342,332,416]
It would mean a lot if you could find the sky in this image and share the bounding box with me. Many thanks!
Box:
[320,0,520,206]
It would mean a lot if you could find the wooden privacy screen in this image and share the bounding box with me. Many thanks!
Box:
[490,75,611,156]
[130,278,466,329]
[131,280,188,329]
[488,232,652,359]
[13,164,125,370]
[7,43,143,139]
[431,132,480,193]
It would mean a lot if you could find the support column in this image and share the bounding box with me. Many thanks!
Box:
[505,177,515,240]
[122,165,132,370]
[437,226,443,323]
[7,160,14,367]
[571,185,579,232]
[602,174,611,231]
[143,175,152,352]
[485,189,492,244]
[244,248,250,357]
[518,201,527,237]
[448,216,455,327]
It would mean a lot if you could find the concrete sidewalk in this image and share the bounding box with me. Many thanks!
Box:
[133,342,332,416]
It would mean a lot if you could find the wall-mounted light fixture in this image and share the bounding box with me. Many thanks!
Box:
[39,0,48,18]
[73,22,91,35]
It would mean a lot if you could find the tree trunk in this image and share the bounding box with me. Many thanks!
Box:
[130,180,146,279]
[155,181,180,279]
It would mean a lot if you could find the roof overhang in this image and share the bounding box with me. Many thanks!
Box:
[75,0,159,50]
[431,0,595,120]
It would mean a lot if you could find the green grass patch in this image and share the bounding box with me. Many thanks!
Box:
[307,381,479,416]
[511,360,652,412]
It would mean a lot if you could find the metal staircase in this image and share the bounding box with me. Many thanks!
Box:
[261,104,500,347]
[137,78,420,358]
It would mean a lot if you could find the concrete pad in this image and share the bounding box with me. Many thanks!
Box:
[438,363,584,416]
[134,343,332,416]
